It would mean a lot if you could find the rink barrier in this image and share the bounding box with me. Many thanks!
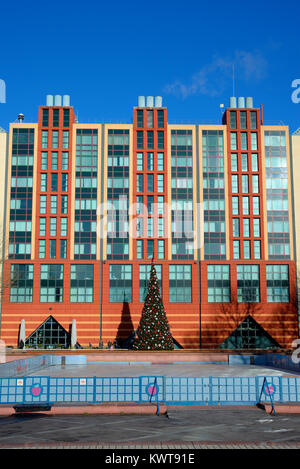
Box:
[1,375,300,406]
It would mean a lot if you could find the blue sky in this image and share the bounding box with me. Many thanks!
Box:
[1,0,300,132]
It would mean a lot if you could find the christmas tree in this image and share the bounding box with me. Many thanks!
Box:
[133,261,174,350]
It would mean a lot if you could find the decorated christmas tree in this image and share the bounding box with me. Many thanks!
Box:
[133,261,174,350]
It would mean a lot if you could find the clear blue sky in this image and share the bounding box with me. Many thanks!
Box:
[1,0,300,132]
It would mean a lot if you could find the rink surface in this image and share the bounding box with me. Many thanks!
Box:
[25,363,299,378]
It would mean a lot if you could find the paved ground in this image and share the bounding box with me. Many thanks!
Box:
[26,363,298,378]
[0,406,300,449]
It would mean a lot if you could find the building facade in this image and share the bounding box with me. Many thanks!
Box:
[0,95,298,349]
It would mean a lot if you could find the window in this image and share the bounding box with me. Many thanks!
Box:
[251,154,258,171]
[41,152,48,170]
[39,240,46,258]
[40,264,64,302]
[157,131,164,149]
[52,130,59,148]
[157,110,164,128]
[250,111,257,129]
[158,239,165,259]
[230,133,237,150]
[147,240,154,258]
[62,152,69,170]
[147,131,154,149]
[169,264,192,302]
[60,218,68,236]
[240,111,247,129]
[42,109,49,127]
[253,197,260,215]
[243,240,250,259]
[157,153,164,171]
[237,265,260,302]
[136,240,143,259]
[243,218,250,237]
[251,133,258,150]
[60,240,67,258]
[61,195,68,214]
[230,111,237,129]
[254,240,261,259]
[232,197,239,215]
[157,174,164,192]
[242,175,248,193]
[136,110,143,128]
[232,175,238,193]
[137,131,143,149]
[50,218,57,236]
[10,264,33,302]
[62,131,69,149]
[139,264,162,302]
[147,110,153,128]
[233,240,240,259]
[266,265,289,302]
[53,109,59,127]
[50,195,57,214]
[241,133,247,150]
[70,265,93,302]
[42,131,48,149]
[207,265,230,302]
[137,174,143,192]
[231,154,238,171]
[50,239,56,258]
[242,196,249,215]
[51,173,58,192]
[147,153,154,170]
[252,175,259,193]
[232,218,239,237]
[253,219,260,237]
[39,218,46,236]
[63,109,69,127]
[109,264,132,302]
[41,173,47,192]
[137,153,143,171]
[40,195,47,214]
[25,315,71,349]
[241,154,248,171]
[61,173,68,192]
[147,174,154,192]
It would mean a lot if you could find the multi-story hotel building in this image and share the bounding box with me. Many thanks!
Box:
[0,94,298,350]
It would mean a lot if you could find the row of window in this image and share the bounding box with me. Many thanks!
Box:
[41,130,69,149]
[42,108,70,128]
[10,263,290,304]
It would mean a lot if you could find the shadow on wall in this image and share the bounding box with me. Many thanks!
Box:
[115,301,135,349]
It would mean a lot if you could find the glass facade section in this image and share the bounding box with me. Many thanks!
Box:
[70,265,94,302]
[207,265,230,302]
[265,131,290,259]
[169,264,192,302]
[107,129,129,259]
[237,265,260,302]
[202,130,226,259]
[9,128,34,259]
[266,265,289,302]
[171,130,194,259]
[10,264,33,302]
[139,264,162,302]
[75,129,98,259]
[109,264,132,302]
[40,264,64,303]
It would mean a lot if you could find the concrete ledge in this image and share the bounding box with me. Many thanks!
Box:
[0,403,167,416]
[264,403,300,414]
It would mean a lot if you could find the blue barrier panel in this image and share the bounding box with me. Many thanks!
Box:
[140,376,164,403]
[3,375,300,406]
[23,377,49,403]
[95,377,140,403]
